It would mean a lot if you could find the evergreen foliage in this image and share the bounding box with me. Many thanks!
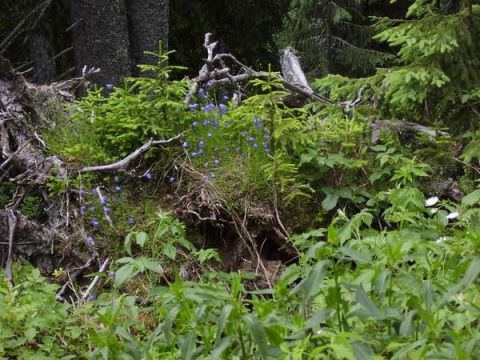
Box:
[314,2,480,129]
[278,0,396,78]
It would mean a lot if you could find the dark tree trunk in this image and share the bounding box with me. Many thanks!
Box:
[70,0,132,87]
[127,0,169,77]
[70,0,169,87]
[29,33,55,84]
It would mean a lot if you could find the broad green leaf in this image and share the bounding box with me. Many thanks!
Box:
[215,304,233,344]
[135,231,148,248]
[322,193,339,211]
[142,259,164,274]
[351,340,374,360]
[441,257,480,305]
[148,286,169,298]
[265,325,283,346]
[180,331,197,360]
[374,269,390,298]
[162,244,177,260]
[243,313,269,359]
[462,189,480,207]
[209,336,230,360]
[327,223,340,246]
[399,310,416,337]
[25,327,37,341]
[391,340,427,360]
[422,279,434,309]
[124,232,133,256]
[330,343,355,360]
[291,260,331,305]
[339,246,372,265]
[461,257,480,286]
[355,285,384,319]
[306,309,331,330]
[114,264,134,287]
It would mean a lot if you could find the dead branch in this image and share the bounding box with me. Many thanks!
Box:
[5,210,17,289]
[371,119,448,143]
[78,133,183,173]
[340,84,372,112]
[81,258,110,302]
[191,34,331,105]
[55,256,96,301]
[51,65,100,91]
[280,47,312,94]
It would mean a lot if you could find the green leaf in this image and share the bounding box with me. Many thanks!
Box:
[162,244,177,260]
[209,336,230,360]
[339,246,372,265]
[148,286,169,298]
[142,259,164,274]
[355,285,384,319]
[422,279,433,309]
[135,231,148,248]
[291,260,331,305]
[374,269,390,298]
[461,189,480,207]
[322,193,339,211]
[351,341,374,360]
[243,313,269,359]
[180,331,197,360]
[330,343,355,360]
[265,325,283,346]
[114,264,134,287]
[215,304,233,344]
[25,326,37,341]
[124,232,133,256]
[391,340,427,360]
[399,310,416,337]
[305,309,331,330]
[441,257,480,305]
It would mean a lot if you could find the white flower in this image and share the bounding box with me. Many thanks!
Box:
[436,237,447,243]
[425,196,439,207]
[446,211,460,220]
[430,208,438,214]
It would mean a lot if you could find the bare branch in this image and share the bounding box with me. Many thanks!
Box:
[78,133,183,173]
[81,258,110,302]
[51,65,100,91]
[371,119,448,144]
[5,210,17,289]
[340,83,372,112]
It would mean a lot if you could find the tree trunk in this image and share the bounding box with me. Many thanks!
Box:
[70,0,132,87]
[127,0,169,77]
[70,0,169,86]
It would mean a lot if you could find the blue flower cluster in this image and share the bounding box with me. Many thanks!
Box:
[76,174,136,247]
[184,85,272,182]
[243,117,271,153]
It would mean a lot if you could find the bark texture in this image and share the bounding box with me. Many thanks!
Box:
[70,0,169,86]
[0,56,89,276]
[128,0,169,77]
[70,0,132,86]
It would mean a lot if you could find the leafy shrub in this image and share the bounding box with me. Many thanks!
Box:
[0,263,72,358]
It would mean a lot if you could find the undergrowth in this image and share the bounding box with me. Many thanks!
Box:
[8,5,480,357]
